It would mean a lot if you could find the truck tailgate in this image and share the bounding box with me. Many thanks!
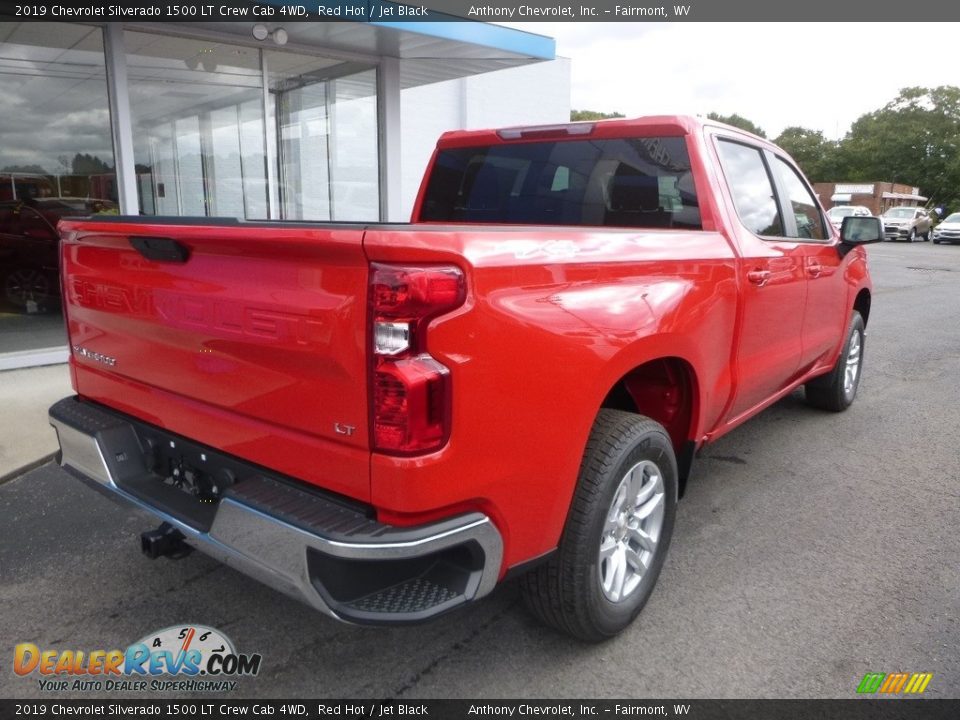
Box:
[59,218,371,501]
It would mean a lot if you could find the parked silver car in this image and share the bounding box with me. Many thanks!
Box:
[881,206,933,241]
[931,212,960,244]
[827,205,872,231]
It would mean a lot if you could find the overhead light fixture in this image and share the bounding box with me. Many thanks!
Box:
[185,48,216,72]
[252,23,288,46]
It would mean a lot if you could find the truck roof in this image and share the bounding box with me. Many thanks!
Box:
[435,114,766,149]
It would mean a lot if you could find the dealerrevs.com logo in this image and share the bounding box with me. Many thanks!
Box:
[13,625,262,693]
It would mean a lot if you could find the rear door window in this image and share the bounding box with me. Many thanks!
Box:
[716,139,783,237]
[420,136,701,229]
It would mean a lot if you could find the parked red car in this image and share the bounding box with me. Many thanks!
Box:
[0,197,116,311]
[50,116,879,640]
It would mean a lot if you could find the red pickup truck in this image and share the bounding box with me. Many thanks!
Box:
[50,116,881,641]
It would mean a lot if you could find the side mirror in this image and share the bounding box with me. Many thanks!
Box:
[839,216,882,255]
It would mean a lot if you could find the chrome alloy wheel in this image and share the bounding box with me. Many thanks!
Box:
[598,460,665,603]
[844,328,862,397]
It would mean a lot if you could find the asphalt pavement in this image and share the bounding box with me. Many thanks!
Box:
[2,240,958,699]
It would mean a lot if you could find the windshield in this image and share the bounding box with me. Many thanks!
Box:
[420,136,701,229]
[884,207,916,219]
[942,213,960,223]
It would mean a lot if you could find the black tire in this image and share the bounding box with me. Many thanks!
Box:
[932,236,940,245]
[923,230,931,241]
[805,310,865,412]
[521,409,678,642]
[908,228,917,242]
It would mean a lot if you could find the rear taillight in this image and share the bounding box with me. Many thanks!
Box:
[369,263,465,455]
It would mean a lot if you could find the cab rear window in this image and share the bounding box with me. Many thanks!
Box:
[419,136,701,229]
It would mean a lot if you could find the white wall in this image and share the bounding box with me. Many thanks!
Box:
[399,57,571,220]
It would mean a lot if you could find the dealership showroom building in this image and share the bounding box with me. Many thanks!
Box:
[0,15,569,370]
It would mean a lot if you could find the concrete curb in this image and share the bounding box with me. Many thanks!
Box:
[0,452,57,485]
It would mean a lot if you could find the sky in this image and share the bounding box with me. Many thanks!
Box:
[503,22,960,140]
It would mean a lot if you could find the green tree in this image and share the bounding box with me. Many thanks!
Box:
[570,109,625,121]
[706,112,766,138]
[774,126,845,182]
[841,86,960,209]
[71,153,113,175]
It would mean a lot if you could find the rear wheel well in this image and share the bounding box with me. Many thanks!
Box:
[600,357,697,495]
[854,288,871,327]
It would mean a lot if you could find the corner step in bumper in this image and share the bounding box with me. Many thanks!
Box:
[49,396,503,624]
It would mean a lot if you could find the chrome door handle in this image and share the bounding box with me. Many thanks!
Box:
[747,270,771,286]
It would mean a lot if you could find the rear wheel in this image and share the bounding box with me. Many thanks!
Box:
[521,410,677,642]
[908,228,917,242]
[805,310,865,412]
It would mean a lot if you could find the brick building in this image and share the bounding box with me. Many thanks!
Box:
[813,182,927,215]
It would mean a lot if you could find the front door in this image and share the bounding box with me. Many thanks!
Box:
[767,154,848,370]
[714,138,808,420]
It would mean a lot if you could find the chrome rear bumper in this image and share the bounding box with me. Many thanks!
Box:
[50,396,503,624]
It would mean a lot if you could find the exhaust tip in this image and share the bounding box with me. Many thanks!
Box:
[140,522,192,560]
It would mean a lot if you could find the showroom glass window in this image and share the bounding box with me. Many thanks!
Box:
[125,31,268,219]
[0,20,115,355]
[266,51,378,221]
[125,32,379,222]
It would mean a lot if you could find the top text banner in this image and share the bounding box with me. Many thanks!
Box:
[0,0,954,22]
